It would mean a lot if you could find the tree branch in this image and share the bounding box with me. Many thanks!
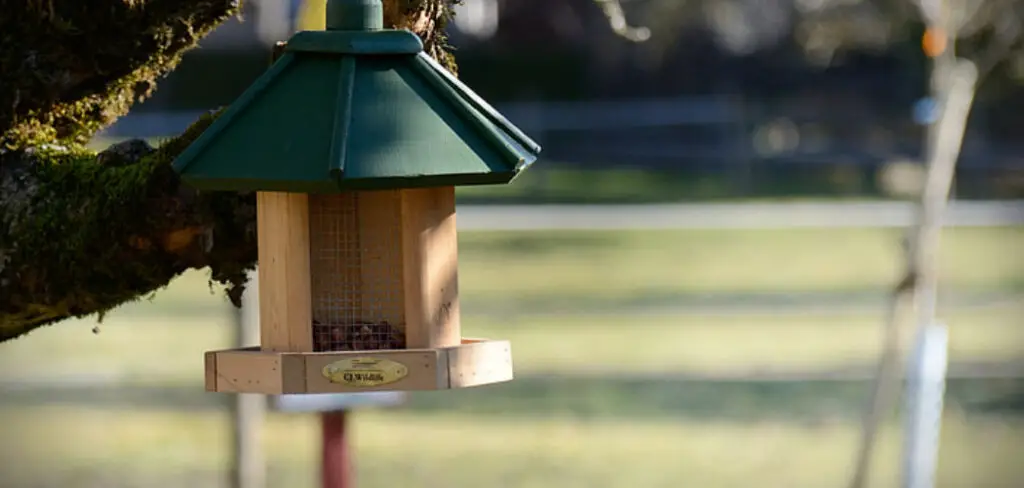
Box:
[0,113,259,342]
[846,57,979,488]
[972,0,1024,78]
[594,0,650,42]
[0,0,242,148]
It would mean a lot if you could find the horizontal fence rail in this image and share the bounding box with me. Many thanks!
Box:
[454,201,1024,230]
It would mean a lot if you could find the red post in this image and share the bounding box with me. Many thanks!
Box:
[321,410,352,488]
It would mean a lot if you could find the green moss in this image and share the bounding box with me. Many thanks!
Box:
[1,1,240,149]
[0,2,251,341]
[389,0,461,73]
[0,111,257,342]
[3,148,169,326]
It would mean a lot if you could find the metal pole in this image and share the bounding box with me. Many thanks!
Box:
[322,410,353,488]
[230,271,266,488]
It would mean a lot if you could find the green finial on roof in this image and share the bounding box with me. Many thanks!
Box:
[326,0,383,31]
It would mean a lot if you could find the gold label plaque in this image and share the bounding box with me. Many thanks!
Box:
[322,357,409,387]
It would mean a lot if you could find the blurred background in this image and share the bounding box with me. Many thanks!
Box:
[1,0,1023,486]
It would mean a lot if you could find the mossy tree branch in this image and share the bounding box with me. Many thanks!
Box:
[0,0,243,149]
[0,0,456,342]
[0,114,259,342]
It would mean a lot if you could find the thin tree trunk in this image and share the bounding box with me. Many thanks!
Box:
[846,57,978,488]
[0,0,454,343]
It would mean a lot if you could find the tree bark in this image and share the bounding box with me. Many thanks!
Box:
[0,0,454,343]
[0,115,259,342]
[0,0,242,149]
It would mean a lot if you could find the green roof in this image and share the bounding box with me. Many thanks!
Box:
[171,29,541,193]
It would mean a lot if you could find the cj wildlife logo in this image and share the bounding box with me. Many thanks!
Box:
[322,357,409,387]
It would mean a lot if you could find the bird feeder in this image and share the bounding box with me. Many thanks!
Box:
[173,0,540,395]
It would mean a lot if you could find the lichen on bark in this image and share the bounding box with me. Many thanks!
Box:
[384,0,461,73]
[0,112,259,342]
[0,0,457,343]
[1,0,243,149]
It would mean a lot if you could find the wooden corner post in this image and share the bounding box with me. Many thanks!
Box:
[401,186,461,349]
[256,191,314,352]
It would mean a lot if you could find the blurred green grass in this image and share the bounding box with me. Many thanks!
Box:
[7,227,1019,381]
[455,167,747,203]
[457,227,1023,308]
[2,302,1021,382]
[2,227,1021,487]
[103,227,1024,317]
[2,406,1022,488]
[3,375,1022,424]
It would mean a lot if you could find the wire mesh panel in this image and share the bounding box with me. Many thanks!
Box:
[309,191,406,352]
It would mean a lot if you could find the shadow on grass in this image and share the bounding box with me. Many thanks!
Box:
[112,288,1022,319]
[451,166,894,205]
[2,375,1022,421]
[462,233,612,257]
[459,288,1023,316]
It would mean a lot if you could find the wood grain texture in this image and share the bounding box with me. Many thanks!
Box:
[257,191,313,352]
[447,339,513,388]
[204,351,218,392]
[205,338,513,394]
[215,349,284,394]
[400,186,460,349]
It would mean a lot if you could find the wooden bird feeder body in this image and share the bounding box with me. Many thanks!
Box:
[173,0,540,395]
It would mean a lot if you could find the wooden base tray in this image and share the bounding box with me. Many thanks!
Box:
[205,338,512,394]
